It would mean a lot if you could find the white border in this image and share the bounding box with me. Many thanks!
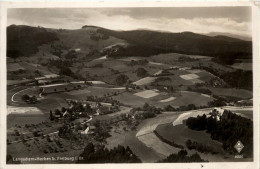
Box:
[0,1,259,169]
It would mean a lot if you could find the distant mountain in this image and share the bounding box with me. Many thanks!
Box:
[206,32,251,41]
[7,25,252,65]
[97,28,252,63]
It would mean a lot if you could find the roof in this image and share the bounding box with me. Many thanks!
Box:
[35,77,46,80]
[89,125,96,130]
[44,74,60,79]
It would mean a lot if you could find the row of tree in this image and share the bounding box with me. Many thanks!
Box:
[193,65,252,90]
[185,139,217,154]
[77,143,141,163]
[21,94,37,104]
[158,150,207,162]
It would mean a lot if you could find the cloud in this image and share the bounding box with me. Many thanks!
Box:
[7,8,252,37]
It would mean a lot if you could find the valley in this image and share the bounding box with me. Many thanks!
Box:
[6,25,253,163]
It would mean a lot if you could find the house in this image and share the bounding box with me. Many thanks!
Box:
[35,76,46,80]
[94,108,101,116]
[209,108,225,121]
[88,125,96,134]
[80,125,95,135]
[44,74,60,79]
[63,110,68,116]
[80,126,89,135]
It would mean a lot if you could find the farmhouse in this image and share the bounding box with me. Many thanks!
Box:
[209,108,225,121]
[80,126,90,135]
[44,74,60,79]
[79,125,96,135]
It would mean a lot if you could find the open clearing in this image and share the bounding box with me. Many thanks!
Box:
[87,81,106,84]
[231,62,252,71]
[159,97,176,102]
[149,61,164,66]
[133,77,157,86]
[169,91,213,107]
[187,69,202,74]
[7,63,25,72]
[66,86,125,99]
[153,70,162,76]
[94,55,107,61]
[137,132,181,157]
[209,87,252,99]
[134,90,159,98]
[66,89,91,95]
[172,108,212,126]
[106,124,164,162]
[39,83,67,88]
[136,111,180,137]
[180,73,200,80]
[7,106,43,115]
[112,93,151,107]
[7,114,47,129]
[190,78,204,84]
[155,123,226,162]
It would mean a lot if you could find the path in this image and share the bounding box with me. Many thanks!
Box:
[11,87,35,103]
[136,106,253,158]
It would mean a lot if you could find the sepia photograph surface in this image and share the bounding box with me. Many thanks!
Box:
[1,3,259,168]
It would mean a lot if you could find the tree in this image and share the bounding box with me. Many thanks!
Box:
[49,110,54,121]
[55,109,61,117]
[136,67,148,78]
[21,94,30,102]
[115,74,129,86]
[61,107,66,113]
[78,144,141,163]
[29,96,37,104]
[83,142,95,154]
[143,103,149,110]
[158,150,206,162]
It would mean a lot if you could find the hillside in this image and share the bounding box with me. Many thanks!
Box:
[206,32,252,41]
[7,25,59,58]
[7,25,252,65]
[97,28,252,62]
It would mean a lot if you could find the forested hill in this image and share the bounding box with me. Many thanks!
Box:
[7,25,252,65]
[97,28,252,61]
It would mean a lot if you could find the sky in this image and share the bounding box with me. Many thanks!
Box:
[7,7,252,37]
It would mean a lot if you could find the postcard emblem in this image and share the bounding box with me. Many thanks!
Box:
[234,140,244,153]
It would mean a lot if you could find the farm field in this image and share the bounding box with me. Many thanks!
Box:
[7,114,48,129]
[68,86,125,98]
[7,106,43,115]
[231,59,252,71]
[209,87,252,99]
[133,77,157,86]
[7,63,25,72]
[169,91,213,107]
[159,97,176,103]
[134,90,159,98]
[137,132,181,157]
[180,73,199,80]
[106,122,164,162]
